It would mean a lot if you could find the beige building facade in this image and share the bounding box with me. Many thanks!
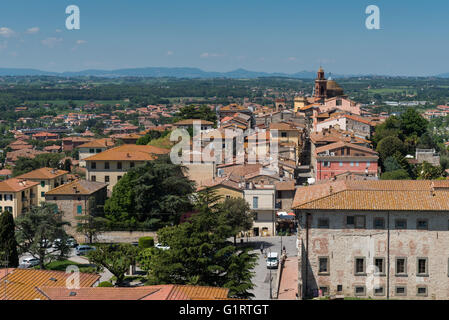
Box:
[0,178,39,218]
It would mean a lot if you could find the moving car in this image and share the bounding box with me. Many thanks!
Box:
[266,252,279,269]
[75,245,96,256]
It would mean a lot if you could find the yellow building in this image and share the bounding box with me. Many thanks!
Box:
[198,177,244,202]
[269,122,305,164]
[0,178,39,218]
[16,168,68,205]
[85,144,170,193]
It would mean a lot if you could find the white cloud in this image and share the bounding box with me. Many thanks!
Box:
[26,27,39,34]
[41,37,63,48]
[76,40,87,45]
[200,52,225,58]
[0,27,15,38]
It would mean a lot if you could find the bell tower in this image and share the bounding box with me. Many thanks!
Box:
[314,67,327,101]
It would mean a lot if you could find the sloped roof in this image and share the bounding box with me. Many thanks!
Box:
[315,141,378,155]
[0,268,99,300]
[293,180,449,211]
[45,179,107,196]
[16,167,68,180]
[84,144,170,161]
[78,138,115,149]
[174,119,214,126]
[0,178,39,192]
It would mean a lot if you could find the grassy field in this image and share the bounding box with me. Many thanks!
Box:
[26,99,129,107]
[42,259,97,273]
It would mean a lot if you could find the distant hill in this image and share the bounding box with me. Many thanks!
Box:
[436,73,449,78]
[0,67,350,79]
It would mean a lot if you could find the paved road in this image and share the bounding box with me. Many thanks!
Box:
[244,235,298,300]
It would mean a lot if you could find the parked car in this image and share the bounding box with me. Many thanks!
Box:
[75,245,96,256]
[155,243,170,250]
[41,239,52,248]
[19,257,41,268]
[67,238,78,248]
[266,252,279,269]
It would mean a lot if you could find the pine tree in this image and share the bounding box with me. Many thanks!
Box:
[0,211,19,268]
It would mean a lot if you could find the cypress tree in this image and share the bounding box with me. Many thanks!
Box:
[0,211,19,268]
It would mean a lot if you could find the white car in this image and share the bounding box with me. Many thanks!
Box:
[266,252,279,269]
[155,243,170,250]
[20,257,40,268]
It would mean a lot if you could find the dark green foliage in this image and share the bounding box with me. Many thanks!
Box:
[0,211,19,267]
[12,153,64,177]
[173,104,217,124]
[87,243,139,286]
[15,203,70,269]
[381,169,410,180]
[98,281,114,287]
[400,108,429,137]
[376,136,406,161]
[138,189,257,299]
[383,156,402,172]
[138,237,154,249]
[104,157,195,228]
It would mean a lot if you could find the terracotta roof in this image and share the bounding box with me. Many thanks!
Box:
[173,119,214,126]
[0,268,99,300]
[293,180,449,211]
[0,169,12,176]
[0,178,39,192]
[6,149,48,161]
[45,179,107,196]
[38,285,230,300]
[197,176,243,192]
[78,138,115,149]
[84,144,170,161]
[315,141,378,155]
[220,104,248,112]
[16,167,68,180]
[269,122,300,131]
[275,180,296,191]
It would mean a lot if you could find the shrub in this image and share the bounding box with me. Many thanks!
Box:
[98,281,114,287]
[138,236,154,249]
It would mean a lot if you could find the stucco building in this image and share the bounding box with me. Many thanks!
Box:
[0,178,39,218]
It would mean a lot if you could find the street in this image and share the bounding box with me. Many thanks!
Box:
[244,235,297,300]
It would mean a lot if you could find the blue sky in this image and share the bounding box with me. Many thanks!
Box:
[0,0,448,76]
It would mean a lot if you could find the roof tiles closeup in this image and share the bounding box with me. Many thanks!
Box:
[16,167,68,180]
[84,144,170,161]
[0,178,39,192]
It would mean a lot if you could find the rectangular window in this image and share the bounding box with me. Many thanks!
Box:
[374,286,385,296]
[91,175,96,182]
[318,257,329,275]
[374,257,385,275]
[355,257,366,275]
[41,192,45,197]
[318,218,329,229]
[91,162,96,169]
[117,176,122,181]
[41,181,45,187]
[117,162,122,170]
[339,162,343,167]
[0,194,2,201]
[417,258,428,276]
[130,162,135,168]
[252,197,258,209]
[105,176,110,183]
[356,162,359,167]
[355,216,366,229]
[96,149,101,153]
[395,257,407,276]
[77,205,82,214]
[366,162,371,167]
[354,286,366,296]
[417,286,428,297]
[350,162,354,167]
[417,219,428,230]
[337,285,343,292]
[346,216,355,226]
[319,286,329,296]
[5,207,12,212]
[89,149,94,153]
[395,219,407,230]
[281,132,287,138]
[105,162,110,169]
[374,217,385,229]
[395,286,407,296]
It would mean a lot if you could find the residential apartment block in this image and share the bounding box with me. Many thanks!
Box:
[16,167,68,204]
[0,178,39,218]
[85,144,170,193]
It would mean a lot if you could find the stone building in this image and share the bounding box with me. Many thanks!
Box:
[45,179,108,239]
[293,180,449,300]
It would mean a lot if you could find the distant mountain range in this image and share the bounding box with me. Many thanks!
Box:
[0,67,352,79]
[0,67,447,79]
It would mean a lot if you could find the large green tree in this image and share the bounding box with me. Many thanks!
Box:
[138,190,257,299]
[376,135,406,161]
[87,243,139,286]
[400,108,429,137]
[173,104,217,124]
[218,197,254,245]
[15,203,70,269]
[104,157,195,228]
[0,211,19,267]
